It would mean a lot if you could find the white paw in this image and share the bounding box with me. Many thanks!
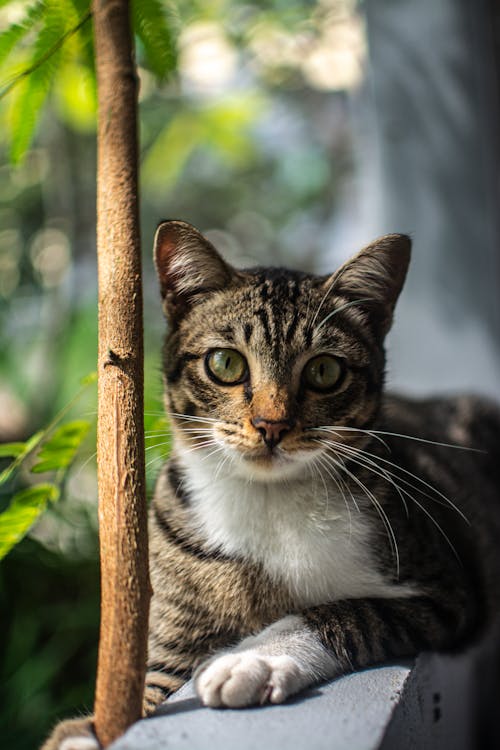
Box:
[195,651,304,708]
[59,739,99,750]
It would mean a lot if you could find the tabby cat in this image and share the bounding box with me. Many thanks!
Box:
[44,221,500,750]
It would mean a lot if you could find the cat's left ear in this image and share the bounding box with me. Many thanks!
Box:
[154,220,235,321]
[324,234,411,337]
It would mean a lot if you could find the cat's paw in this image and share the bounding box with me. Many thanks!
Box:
[40,717,99,750]
[195,651,304,708]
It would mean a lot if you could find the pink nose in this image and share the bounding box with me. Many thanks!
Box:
[251,417,294,448]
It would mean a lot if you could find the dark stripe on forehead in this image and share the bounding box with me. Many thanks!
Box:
[316,296,379,349]
[243,322,253,343]
[214,326,235,343]
[288,279,300,305]
[255,306,272,345]
[285,308,300,344]
[318,311,376,358]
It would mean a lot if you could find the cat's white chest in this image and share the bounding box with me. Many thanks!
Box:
[180,451,403,607]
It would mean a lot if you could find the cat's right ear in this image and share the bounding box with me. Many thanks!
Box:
[154,220,234,321]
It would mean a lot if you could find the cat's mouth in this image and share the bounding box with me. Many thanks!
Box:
[243,448,286,464]
[240,444,318,472]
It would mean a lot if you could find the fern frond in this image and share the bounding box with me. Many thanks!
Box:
[8,2,66,162]
[2,1,91,162]
[132,0,177,82]
[0,1,44,71]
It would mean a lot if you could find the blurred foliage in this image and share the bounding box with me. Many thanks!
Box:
[0,0,364,746]
[0,373,95,559]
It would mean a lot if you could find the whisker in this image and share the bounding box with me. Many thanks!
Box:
[309,425,484,453]
[200,443,226,462]
[317,436,408,517]
[314,297,373,334]
[145,440,173,452]
[309,426,391,452]
[317,439,462,561]
[181,440,219,456]
[319,443,400,576]
[313,453,354,533]
[315,433,469,524]
[310,454,331,518]
[348,442,468,523]
[169,412,220,424]
[73,450,97,478]
[308,276,337,332]
[146,453,171,469]
[214,452,232,481]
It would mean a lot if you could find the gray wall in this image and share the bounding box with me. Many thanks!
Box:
[337,0,500,399]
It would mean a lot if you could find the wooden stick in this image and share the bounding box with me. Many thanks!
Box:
[92,1,150,745]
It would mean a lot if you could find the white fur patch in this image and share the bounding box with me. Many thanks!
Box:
[179,446,414,607]
[59,739,99,750]
[195,615,338,707]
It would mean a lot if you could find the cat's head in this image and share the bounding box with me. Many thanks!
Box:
[154,220,410,482]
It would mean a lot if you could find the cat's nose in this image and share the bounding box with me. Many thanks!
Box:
[251,417,294,448]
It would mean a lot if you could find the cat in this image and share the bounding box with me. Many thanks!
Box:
[42,220,500,749]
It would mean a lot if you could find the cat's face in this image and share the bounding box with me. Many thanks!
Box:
[155,221,410,482]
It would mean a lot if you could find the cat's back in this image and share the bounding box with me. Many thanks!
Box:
[384,392,500,610]
[384,393,500,455]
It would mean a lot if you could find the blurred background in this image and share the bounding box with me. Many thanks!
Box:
[1,0,499,747]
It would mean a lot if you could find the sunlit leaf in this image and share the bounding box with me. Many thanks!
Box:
[31,420,90,474]
[53,61,96,132]
[0,430,44,486]
[132,0,177,81]
[80,371,97,386]
[8,2,65,162]
[0,442,26,458]
[202,94,265,163]
[0,2,44,72]
[142,93,265,190]
[142,109,202,189]
[0,483,59,560]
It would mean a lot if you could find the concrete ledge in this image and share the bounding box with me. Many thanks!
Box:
[110,665,411,750]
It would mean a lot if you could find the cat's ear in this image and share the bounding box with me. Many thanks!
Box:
[154,220,234,320]
[324,234,411,337]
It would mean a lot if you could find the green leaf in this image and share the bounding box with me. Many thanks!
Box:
[142,94,264,190]
[8,2,66,162]
[53,60,96,132]
[0,442,26,458]
[0,430,44,486]
[80,371,97,386]
[0,483,59,560]
[132,0,177,81]
[0,2,44,72]
[142,109,202,189]
[31,420,90,474]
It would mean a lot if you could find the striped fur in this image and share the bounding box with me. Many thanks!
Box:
[144,222,500,711]
[42,223,500,748]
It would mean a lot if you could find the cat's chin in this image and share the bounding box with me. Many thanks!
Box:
[233,448,319,483]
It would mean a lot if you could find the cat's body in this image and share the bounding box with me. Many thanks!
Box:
[43,223,500,749]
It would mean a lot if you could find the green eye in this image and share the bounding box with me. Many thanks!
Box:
[303,355,343,392]
[206,349,248,385]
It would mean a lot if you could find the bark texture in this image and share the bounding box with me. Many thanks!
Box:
[92,1,150,746]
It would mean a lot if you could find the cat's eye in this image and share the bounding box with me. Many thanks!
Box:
[303,355,343,392]
[205,348,248,385]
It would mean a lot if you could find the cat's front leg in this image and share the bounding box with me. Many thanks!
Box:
[194,615,338,707]
[195,593,468,708]
[40,717,98,750]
